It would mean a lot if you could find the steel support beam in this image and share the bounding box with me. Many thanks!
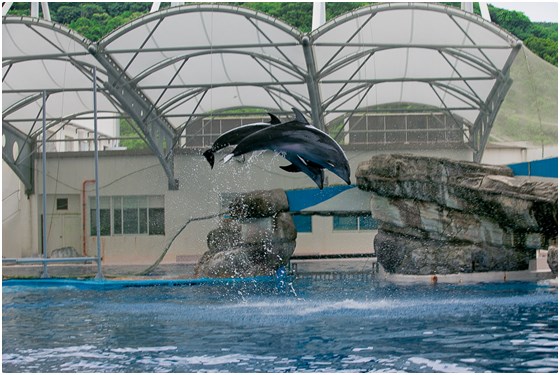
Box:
[302,36,325,129]
[470,74,513,163]
[2,122,35,196]
[470,42,521,163]
[88,45,179,190]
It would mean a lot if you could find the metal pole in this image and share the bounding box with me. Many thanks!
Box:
[41,91,49,278]
[93,67,104,280]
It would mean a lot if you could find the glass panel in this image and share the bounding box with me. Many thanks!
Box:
[89,196,110,236]
[407,115,427,143]
[333,215,358,231]
[358,215,378,230]
[292,214,312,233]
[56,198,68,210]
[90,209,110,236]
[385,115,406,143]
[149,208,165,235]
[139,208,148,234]
[113,196,122,235]
[350,132,366,144]
[123,196,139,234]
[123,208,138,234]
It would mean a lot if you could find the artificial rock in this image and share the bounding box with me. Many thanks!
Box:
[196,190,296,278]
[357,154,558,275]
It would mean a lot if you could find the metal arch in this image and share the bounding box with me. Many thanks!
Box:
[159,83,310,121]
[2,122,34,196]
[301,36,324,129]
[2,15,91,46]
[98,4,303,48]
[310,2,519,46]
[309,3,521,162]
[319,46,501,82]
[88,46,179,190]
[470,50,520,162]
[470,75,513,162]
[130,50,306,86]
[322,79,482,115]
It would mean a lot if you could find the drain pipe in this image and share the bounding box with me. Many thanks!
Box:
[82,179,95,256]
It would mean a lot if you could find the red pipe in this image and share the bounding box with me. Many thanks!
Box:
[82,179,95,256]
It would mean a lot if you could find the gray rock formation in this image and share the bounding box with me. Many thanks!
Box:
[196,190,296,278]
[357,154,558,275]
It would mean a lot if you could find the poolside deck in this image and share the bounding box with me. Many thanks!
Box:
[3,256,556,286]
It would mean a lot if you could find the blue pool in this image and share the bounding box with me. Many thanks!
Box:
[2,276,558,372]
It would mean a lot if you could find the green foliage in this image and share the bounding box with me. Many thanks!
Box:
[488,4,557,66]
[326,3,371,20]
[54,5,81,24]
[241,2,313,32]
[524,36,558,66]
[119,118,149,150]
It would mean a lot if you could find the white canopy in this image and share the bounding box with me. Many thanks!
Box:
[2,3,521,191]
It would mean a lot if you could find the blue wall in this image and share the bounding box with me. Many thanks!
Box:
[508,157,558,178]
[285,185,355,211]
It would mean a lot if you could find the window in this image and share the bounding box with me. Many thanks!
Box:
[333,215,358,230]
[333,214,378,231]
[293,214,312,233]
[358,215,378,230]
[90,197,111,236]
[56,198,68,210]
[90,195,164,236]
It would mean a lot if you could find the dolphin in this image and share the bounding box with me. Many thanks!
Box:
[224,108,351,185]
[203,111,326,188]
[203,113,281,169]
[279,153,325,189]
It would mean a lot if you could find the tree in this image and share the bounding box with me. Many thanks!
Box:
[54,5,81,24]
[525,36,558,66]
[119,118,149,150]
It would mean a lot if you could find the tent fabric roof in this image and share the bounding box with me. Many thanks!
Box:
[2,2,521,189]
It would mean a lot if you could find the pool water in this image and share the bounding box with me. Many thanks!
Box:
[2,277,558,372]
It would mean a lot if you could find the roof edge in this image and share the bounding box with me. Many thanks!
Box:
[99,3,304,48]
[310,2,521,46]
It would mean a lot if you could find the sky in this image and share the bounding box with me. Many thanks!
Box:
[489,1,559,22]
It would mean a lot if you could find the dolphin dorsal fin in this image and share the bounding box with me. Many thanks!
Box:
[292,108,309,125]
[268,113,281,125]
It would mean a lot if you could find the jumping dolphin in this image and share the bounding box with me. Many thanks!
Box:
[224,108,351,185]
[203,111,326,188]
[203,113,281,169]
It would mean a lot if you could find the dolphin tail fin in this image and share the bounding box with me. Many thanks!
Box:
[291,107,309,125]
[279,163,301,173]
[268,113,281,125]
[202,149,215,169]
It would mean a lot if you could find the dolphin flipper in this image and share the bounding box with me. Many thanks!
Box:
[279,163,301,173]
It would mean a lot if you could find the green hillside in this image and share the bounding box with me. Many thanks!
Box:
[492,46,558,145]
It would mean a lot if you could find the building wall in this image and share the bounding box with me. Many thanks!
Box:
[482,143,558,165]
[2,164,36,258]
[294,215,376,256]
[3,147,473,265]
